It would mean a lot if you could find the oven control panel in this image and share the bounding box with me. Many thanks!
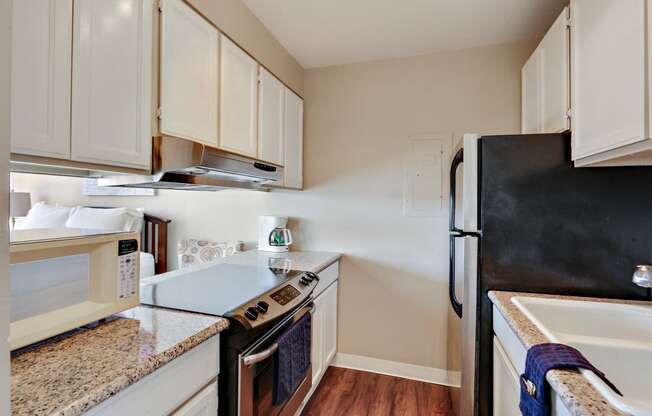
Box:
[270,285,301,305]
[228,271,319,329]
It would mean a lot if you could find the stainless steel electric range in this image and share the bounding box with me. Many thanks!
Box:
[140,262,319,416]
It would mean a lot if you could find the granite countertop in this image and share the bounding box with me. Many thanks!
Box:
[488,291,652,416]
[219,250,341,273]
[11,306,229,416]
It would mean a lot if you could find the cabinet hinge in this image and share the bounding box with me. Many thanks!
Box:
[156,107,163,120]
[566,108,573,119]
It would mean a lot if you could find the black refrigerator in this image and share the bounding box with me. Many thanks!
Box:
[448,132,652,416]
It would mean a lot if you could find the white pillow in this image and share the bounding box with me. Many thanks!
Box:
[139,252,156,278]
[124,207,145,233]
[18,202,71,229]
[66,207,134,232]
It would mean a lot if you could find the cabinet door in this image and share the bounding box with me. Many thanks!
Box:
[322,282,338,366]
[160,0,219,146]
[11,0,72,159]
[171,381,218,416]
[258,68,285,165]
[283,90,303,189]
[311,294,325,385]
[71,0,153,169]
[521,51,541,134]
[493,337,521,416]
[220,37,258,157]
[571,0,647,159]
[540,7,570,133]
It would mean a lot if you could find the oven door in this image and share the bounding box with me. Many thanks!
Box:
[238,300,313,416]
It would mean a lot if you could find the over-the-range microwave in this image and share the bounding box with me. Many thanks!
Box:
[9,228,140,350]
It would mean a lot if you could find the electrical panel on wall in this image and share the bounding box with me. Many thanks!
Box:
[402,133,451,217]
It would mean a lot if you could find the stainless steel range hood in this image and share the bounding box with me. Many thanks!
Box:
[97,136,283,191]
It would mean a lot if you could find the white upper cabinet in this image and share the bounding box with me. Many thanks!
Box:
[283,90,304,189]
[159,0,219,146]
[258,68,285,165]
[571,0,650,166]
[521,52,541,134]
[11,0,72,159]
[220,37,259,157]
[71,0,153,169]
[540,7,570,134]
[521,7,569,135]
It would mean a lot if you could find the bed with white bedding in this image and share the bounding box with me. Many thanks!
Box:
[16,203,171,277]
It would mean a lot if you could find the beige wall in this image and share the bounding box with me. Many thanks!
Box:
[13,41,530,370]
[1,0,11,411]
[187,0,304,96]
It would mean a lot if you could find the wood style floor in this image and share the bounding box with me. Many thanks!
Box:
[301,367,455,416]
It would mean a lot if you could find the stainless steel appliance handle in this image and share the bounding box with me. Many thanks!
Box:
[241,303,314,368]
[243,343,278,367]
[449,148,464,319]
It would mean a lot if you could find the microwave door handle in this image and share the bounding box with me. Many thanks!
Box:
[243,343,279,367]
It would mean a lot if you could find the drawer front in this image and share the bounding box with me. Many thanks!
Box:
[172,380,218,416]
[313,261,339,298]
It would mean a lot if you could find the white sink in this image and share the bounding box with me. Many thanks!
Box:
[512,296,652,416]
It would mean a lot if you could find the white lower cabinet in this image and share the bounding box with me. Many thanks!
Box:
[492,306,572,416]
[296,262,339,415]
[311,281,338,386]
[84,336,219,416]
[493,337,522,416]
[322,282,338,366]
[311,290,325,386]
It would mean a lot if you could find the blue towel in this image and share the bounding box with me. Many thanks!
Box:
[520,343,621,416]
[273,312,311,405]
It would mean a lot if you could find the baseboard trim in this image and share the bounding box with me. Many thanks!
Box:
[332,353,461,388]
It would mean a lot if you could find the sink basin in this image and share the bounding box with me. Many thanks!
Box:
[512,296,652,416]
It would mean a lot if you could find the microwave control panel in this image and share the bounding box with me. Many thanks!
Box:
[117,239,139,300]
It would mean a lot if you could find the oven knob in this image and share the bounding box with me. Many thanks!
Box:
[306,272,318,281]
[244,307,259,321]
[255,301,269,313]
[299,277,310,286]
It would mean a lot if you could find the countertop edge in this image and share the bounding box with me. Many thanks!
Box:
[488,291,624,416]
[307,253,342,273]
[57,321,227,416]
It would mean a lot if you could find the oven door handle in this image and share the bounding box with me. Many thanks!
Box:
[241,302,314,368]
[243,343,279,367]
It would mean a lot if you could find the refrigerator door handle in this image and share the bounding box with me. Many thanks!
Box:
[449,234,464,318]
[449,148,465,318]
[449,149,464,232]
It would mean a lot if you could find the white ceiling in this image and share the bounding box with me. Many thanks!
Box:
[241,0,568,69]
